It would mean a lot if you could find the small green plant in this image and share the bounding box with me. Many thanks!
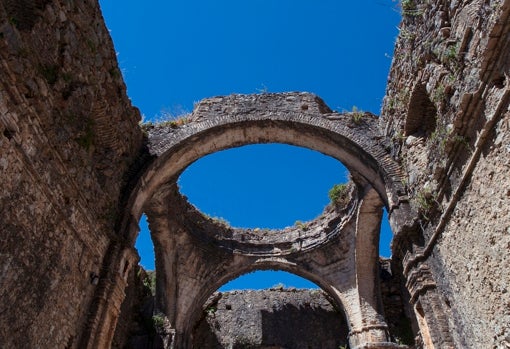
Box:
[205,306,217,315]
[400,0,422,16]
[414,188,437,220]
[210,216,230,226]
[328,183,350,207]
[294,220,308,231]
[442,43,461,72]
[350,106,364,124]
[143,271,156,296]
[428,125,449,156]
[272,283,285,290]
[445,44,458,61]
[392,130,405,143]
[432,84,446,104]
[160,115,190,129]
[399,27,416,41]
[400,0,414,10]
[151,313,165,330]
[451,134,470,150]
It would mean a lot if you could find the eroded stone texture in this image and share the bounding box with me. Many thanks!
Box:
[382,0,510,347]
[0,0,142,347]
[193,289,349,349]
[0,0,509,348]
[142,183,394,348]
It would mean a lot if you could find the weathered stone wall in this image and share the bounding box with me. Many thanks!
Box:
[0,0,142,347]
[382,0,510,347]
[0,0,508,347]
[192,289,349,349]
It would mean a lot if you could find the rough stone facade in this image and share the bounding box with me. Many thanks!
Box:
[382,0,510,347]
[0,0,508,348]
[0,0,143,347]
[193,289,349,349]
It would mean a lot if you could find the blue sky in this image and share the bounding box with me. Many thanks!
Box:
[99,1,401,290]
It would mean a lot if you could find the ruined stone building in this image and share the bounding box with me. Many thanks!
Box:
[0,0,509,348]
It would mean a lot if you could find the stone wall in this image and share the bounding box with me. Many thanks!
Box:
[382,0,510,347]
[0,0,509,347]
[0,0,142,347]
[192,288,349,349]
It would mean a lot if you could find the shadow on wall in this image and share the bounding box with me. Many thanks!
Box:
[260,304,348,348]
[192,290,348,349]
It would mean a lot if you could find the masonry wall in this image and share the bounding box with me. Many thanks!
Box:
[192,289,349,349]
[382,0,510,347]
[1,0,509,347]
[0,0,142,347]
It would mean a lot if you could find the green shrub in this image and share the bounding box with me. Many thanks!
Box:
[350,106,364,124]
[152,313,165,329]
[328,183,351,207]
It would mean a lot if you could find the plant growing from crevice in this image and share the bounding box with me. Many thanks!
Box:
[392,130,406,144]
[414,188,438,220]
[151,313,166,332]
[208,215,229,227]
[272,283,285,290]
[164,116,190,128]
[400,0,422,16]
[451,134,471,151]
[143,271,156,296]
[350,106,364,125]
[442,42,462,72]
[205,306,217,316]
[431,84,446,105]
[328,183,351,208]
[294,220,308,231]
[428,124,449,157]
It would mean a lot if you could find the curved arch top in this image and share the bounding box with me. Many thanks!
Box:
[130,92,405,233]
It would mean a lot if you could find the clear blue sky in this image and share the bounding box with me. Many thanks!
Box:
[99,0,401,290]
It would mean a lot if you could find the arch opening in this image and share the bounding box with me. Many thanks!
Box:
[135,213,155,270]
[220,270,319,291]
[178,143,350,229]
[131,94,406,233]
[122,94,409,348]
[192,270,349,348]
[380,208,393,258]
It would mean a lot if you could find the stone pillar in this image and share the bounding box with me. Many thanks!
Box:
[403,250,454,349]
[82,246,139,349]
[348,187,401,349]
[348,325,392,348]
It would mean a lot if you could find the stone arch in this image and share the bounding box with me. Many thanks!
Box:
[111,92,412,349]
[186,262,350,344]
[142,180,394,348]
[125,92,410,245]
